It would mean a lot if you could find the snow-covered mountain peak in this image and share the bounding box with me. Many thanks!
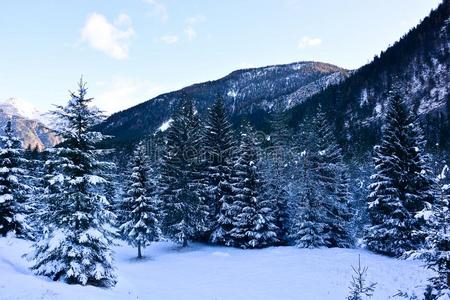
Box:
[0,97,44,122]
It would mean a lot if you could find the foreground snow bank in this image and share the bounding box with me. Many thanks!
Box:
[0,237,431,300]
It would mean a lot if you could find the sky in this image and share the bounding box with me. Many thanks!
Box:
[0,0,442,115]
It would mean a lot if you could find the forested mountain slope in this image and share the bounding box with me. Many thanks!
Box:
[288,0,450,155]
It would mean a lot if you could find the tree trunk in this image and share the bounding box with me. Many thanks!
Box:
[182,238,188,247]
[137,241,142,259]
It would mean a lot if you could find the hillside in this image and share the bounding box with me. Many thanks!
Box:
[95,1,449,156]
[288,0,450,154]
[95,62,348,144]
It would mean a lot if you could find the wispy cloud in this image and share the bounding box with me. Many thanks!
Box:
[81,13,135,60]
[143,0,168,22]
[297,36,322,48]
[95,77,164,114]
[157,35,179,44]
[184,15,206,41]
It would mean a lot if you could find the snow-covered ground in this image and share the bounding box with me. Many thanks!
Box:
[0,237,431,300]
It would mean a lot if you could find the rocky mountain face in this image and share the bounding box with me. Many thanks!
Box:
[289,0,450,155]
[0,98,60,149]
[95,62,348,144]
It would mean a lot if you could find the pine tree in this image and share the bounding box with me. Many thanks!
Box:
[202,96,236,245]
[263,111,293,243]
[23,144,46,239]
[289,109,351,248]
[0,120,33,238]
[410,164,450,298]
[365,95,435,257]
[120,141,160,258]
[30,78,117,287]
[159,96,208,247]
[347,255,377,300]
[289,143,329,248]
[229,127,278,248]
[310,107,352,248]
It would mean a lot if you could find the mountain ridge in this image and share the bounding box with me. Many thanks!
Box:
[288,0,450,154]
[96,61,349,144]
[0,98,60,149]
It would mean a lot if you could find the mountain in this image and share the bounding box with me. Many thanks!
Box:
[96,62,349,144]
[0,98,44,123]
[288,0,450,155]
[0,98,60,149]
[97,1,449,156]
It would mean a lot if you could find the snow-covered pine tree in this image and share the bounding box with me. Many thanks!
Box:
[347,157,373,245]
[409,164,450,298]
[289,138,329,248]
[310,107,352,248]
[30,78,117,287]
[23,144,46,239]
[120,141,160,259]
[347,255,377,300]
[0,120,33,238]
[229,126,278,248]
[203,96,236,245]
[263,111,293,243]
[159,96,208,247]
[365,95,435,257]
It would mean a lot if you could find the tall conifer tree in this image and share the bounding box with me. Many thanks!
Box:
[120,141,160,258]
[365,95,435,257]
[0,120,33,238]
[202,96,236,244]
[159,96,208,247]
[30,78,117,287]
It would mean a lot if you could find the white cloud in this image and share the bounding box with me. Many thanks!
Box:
[81,13,135,60]
[95,77,164,114]
[297,36,322,48]
[184,15,205,41]
[143,0,168,22]
[157,35,179,44]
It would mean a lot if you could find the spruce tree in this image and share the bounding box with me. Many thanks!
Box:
[410,164,450,298]
[347,255,377,300]
[310,107,352,248]
[229,127,278,248]
[30,78,117,287]
[289,143,329,248]
[159,96,208,247]
[365,95,435,257]
[0,120,33,238]
[120,141,160,259]
[263,111,293,243]
[202,96,236,245]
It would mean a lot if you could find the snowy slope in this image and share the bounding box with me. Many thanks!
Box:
[0,238,432,300]
[95,61,348,144]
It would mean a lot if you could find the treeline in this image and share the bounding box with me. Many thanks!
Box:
[0,79,449,298]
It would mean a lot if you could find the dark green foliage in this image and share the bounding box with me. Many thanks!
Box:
[365,95,435,257]
[159,96,208,247]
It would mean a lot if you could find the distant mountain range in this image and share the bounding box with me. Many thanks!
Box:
[0,98,60,150]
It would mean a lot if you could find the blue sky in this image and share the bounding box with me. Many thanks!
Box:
[0,0,442,114]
